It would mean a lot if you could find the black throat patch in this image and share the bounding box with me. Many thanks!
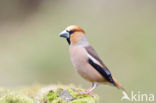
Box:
[66,38,70,45]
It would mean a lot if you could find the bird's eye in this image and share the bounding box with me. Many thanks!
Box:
[68,30,75,34]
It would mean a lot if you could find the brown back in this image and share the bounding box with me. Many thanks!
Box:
[85,46,107,68]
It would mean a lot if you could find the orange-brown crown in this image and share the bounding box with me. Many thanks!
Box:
[66,25,86,44]
[66,25,85,34]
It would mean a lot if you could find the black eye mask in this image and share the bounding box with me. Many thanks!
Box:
[66,30,76,45]
[67,30,75,35]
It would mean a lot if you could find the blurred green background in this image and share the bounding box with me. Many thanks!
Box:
[0,0,156,102]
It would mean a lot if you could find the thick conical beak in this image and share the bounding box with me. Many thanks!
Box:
[59,30,70,38]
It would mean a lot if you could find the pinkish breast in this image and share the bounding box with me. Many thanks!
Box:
[69,45,105,82]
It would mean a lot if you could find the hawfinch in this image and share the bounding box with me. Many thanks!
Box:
[59,25,124,94]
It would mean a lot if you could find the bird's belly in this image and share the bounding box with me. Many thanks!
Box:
[69,46,105,82]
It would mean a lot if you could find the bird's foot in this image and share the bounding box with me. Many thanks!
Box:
[77,91,90,95]
[77,90,95,97]
[77,83,98,97]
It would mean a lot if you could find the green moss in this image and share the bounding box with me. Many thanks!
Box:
[0,93,34,103]
[72,97,96,103]
[67,88,97,103]
[0,85,98,103]
[67,88,76,98]
[46,90,58,101]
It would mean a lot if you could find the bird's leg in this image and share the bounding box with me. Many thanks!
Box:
[78,82,98,95]
[86,82,98,94]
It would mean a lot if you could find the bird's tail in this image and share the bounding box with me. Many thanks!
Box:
[112,78,131,102]
[112,77,126,92]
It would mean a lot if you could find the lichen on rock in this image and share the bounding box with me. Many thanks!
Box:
[43,88,98,103]
[0,85,98,103]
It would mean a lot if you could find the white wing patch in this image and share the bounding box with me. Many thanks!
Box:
[87,54,102,66]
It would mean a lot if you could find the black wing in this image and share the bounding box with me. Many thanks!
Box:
[88,58,116,86]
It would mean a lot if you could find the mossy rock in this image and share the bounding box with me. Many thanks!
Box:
[0,85,98,103]
[43,88,98,103]
[0,94,34,103]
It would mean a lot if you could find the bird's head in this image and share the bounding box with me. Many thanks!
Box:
[59,25,86,45]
